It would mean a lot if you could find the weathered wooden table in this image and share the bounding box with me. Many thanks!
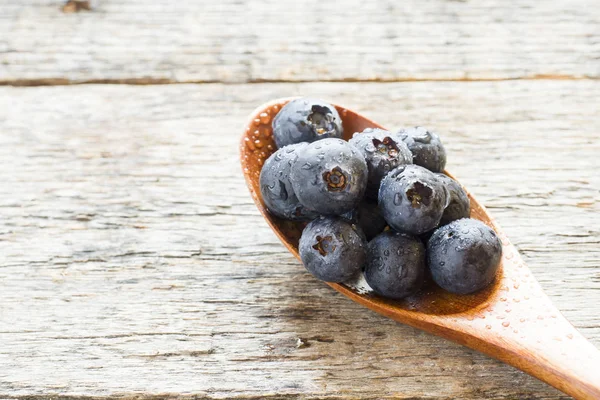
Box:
[1,1,599,398]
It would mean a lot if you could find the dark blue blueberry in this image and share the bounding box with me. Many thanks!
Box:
[260,143,319,221]
[436,173,470,225]
[428,218,502,294]
[290,138,368,215]
[378,164,448,235]
[349,128,413,199]
[272,98,343,148]
[342,201,387,241]
[364,231,425,299]
[398,127,446,172]
[299,216,366,282]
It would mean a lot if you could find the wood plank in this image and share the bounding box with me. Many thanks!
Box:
[1,0,599,84]
[0,80,598,399]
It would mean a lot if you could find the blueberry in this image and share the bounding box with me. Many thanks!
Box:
[435,173,470,225]
[272,98,343,148]
[428,218,502,294]
[290,138,368,215]
[365,231,425,299]
[399,127,446,172]
[299,216,366,282]
[378,164,448,235]
[260,143,319,220]
[349,128,413,199]
[342,200,388,241]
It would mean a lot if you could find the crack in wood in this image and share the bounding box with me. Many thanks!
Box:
[0,75,597,87]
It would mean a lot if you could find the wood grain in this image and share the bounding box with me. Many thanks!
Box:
[0,81,598,398]
[1,0,599,84]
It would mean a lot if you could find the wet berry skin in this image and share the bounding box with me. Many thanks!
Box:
[378,164,448,235]
[349,128,413,199]
[436,173,470,225]
[272,98,343,148]
[299,216,366,282]
[365,231,425,299]
[428,218,502,294]
[342,200,387,241]
[399,127,447,172]
[260,143,319,221]
[290,138,368,215]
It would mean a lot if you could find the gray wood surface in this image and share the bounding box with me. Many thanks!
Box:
[1,0,600,398]
[1,0,599,84]
[1,80,599,399]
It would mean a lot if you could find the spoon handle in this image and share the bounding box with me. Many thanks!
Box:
[509,326,600,399]
[463,304,600,399]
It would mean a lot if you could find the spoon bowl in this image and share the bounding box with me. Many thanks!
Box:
[240,98,600,399]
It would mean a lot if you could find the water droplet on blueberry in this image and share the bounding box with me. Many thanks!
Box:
[393,193,403,206]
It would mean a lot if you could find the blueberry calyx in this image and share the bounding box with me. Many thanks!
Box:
[373,136,400,158]
[312,235,336,256]
[322,166,348,192]
[406,182,433,208]
[307,105,335,136]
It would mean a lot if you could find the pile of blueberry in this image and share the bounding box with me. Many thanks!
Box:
[260,98,502,299]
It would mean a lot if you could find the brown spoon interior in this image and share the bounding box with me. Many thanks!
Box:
[240,98,600,399]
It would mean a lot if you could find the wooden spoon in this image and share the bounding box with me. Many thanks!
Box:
[240,98,600,399]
